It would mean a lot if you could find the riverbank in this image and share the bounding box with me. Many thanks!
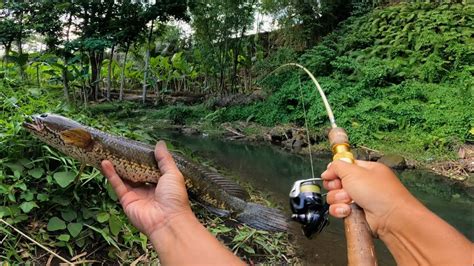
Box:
[118,107,472,187]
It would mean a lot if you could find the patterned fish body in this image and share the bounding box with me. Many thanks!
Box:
[23,114,288,232]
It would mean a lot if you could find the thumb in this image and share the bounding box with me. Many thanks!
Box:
[155,140,181,175]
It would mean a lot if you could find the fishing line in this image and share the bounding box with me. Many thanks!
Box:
[297,75,315,180]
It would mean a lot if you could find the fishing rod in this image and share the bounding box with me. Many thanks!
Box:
[271,63,377,265]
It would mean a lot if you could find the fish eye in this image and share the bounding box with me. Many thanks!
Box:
[40,114,48,118]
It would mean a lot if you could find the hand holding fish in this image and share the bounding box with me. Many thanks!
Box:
[102,141,244,265]
[101,141,192,237]
[322,160,473,265]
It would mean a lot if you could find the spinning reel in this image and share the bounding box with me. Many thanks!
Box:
[289,178,329,238]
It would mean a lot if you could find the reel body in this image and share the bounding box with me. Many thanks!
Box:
[289,178,329,238]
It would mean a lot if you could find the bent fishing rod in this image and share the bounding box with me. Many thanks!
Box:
[270,63,377,265]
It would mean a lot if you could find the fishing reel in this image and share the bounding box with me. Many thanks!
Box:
[289,178,329,238]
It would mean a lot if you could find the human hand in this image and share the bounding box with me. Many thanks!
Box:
[321,160,416,237]
[101,141,192,237]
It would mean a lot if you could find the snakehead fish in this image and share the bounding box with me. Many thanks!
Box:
[23,114,288,232]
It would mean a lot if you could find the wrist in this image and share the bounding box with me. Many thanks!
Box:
[376,194,417,239]
[148,210,199,251]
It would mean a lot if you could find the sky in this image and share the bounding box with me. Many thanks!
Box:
[0,10,277,56]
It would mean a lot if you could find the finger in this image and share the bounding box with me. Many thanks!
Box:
[329,203,351,218]
[155,141,180,175]
[101,160,129,199]
[326,189,352,205]
[323,179,342,190]
[321,160,366,181]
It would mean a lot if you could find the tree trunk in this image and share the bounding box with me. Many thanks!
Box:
[90,51,98,100]
[81,51,87,106]
[36,65,40,87]
[142,20,154,104]
[119,46,130,101]
[62,66,70,101]
[107,45,115,101]
[16,38,25,80]
[96,52,103,100]
[90,50,103,101]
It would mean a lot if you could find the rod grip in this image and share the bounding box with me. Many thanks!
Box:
[344,204,377,266]
[329,127,377,265]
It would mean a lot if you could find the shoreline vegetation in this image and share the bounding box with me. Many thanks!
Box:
[91,101,473,186]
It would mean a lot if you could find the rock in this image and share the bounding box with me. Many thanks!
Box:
[181,127,200,135]
[268,126,291,144]
[352,148,369,160]
[368,151,383,161]
[292,139,304,153]
[378,154,407,169]
[282,139,293,150]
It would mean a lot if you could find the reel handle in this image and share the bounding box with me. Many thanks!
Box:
[329,127,377,266]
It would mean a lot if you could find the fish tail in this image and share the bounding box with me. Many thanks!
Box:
[236,202,288,232]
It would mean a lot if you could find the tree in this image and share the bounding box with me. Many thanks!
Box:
[261,0,352,49]
[1,1,32,79]
[191,0,256,94]
[140,0,189,103]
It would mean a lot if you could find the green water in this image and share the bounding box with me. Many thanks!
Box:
[151,130,473,265]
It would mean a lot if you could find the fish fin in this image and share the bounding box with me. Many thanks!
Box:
[236,202,288,232]
[198,203,231,217]
[204,172,250,200]
[60,128,93,149]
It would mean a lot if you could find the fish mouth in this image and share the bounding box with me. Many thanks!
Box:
[23,115,44,132]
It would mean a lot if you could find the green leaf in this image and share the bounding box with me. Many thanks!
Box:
[108,214,122,236]
[37,193,49,202]
[28,168,44,179]
[106,182,117,201]
[57,234,70,242]
[19,158,33,169]
[47,217,67,231]
[61,210,77,222]
[19,201,38,213]
[96,212,110,223]
[243,245,255,254]
[4,162,24,173]
[53,171,76,188]
[67,222,83,238]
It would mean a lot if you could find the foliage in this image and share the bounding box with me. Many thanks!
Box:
[224,3,474,161]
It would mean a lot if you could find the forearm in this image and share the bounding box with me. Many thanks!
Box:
[149,212,244,265]
[380,197,472,265]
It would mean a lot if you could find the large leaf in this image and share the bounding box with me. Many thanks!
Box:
[53,171,76,188]
[109,214,122,236]
[67,222,83,238]
[47,217,66,231]
[96,212,110,223]
[19,201,38,213]
[28,168,44,179]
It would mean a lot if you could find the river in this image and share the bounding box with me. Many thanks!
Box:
[149,129,473,265]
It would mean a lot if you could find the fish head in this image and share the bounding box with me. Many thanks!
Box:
[23,114,82,134]
[23,114,93,150]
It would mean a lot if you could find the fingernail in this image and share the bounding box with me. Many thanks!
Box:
[321,170,327,178]
[336,206,349,216]
[327,180,336,189]
[157,140,166,148]
[326,162,332,169]
[335,191,349,201]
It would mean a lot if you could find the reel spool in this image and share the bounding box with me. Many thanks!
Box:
[289,178,329,238]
